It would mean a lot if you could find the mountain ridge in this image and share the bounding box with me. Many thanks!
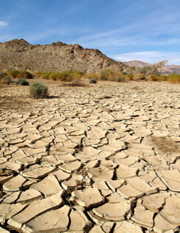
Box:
[0,39,131,73]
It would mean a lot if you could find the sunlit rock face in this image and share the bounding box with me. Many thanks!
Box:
[0,39,131,73]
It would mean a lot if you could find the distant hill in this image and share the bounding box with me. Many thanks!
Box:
[0,39,131,73]
[123,60,180,74]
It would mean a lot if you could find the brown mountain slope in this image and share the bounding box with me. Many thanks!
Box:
[123,60,180,74]
[123,60,150,68]
[0,39,131,73]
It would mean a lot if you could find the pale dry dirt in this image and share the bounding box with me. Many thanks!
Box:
[0,79,180,233]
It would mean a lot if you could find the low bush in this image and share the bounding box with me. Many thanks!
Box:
[41,73,51,80]
[117,77,126,82]
[29,82,48,99]
[8,70,21,78]
[98,69,126,82]
[159,75,168,81]
[35,71,45,78]
[89,78,97,83]
[124,73,134,81]
[167,74,180,83]
[83,73,98,79]
[147,75,159,81]
[0,72,12,84]
[17,71,33,79]
[15,78,29,86]
[147,75,168,82]
[8,70,33,79]
[133,73,146,81]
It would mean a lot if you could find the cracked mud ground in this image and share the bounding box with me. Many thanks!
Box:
[0,80,180,233]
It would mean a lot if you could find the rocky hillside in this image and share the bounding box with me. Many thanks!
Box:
[0,39,131,73]
[124,60,180,74]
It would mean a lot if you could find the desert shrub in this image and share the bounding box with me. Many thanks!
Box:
[117,77,126,82]
[124,73,134,81]
[49,72,59,81]
[15,78,29,86]
[58,71,74,82]
[46,71,73,82]
[35,71,45,78]
[167,74,180,83]
[147,75,159,81]
[8,70,21,78]
[41,73,51,80]
[133,73,146,81]
[17,71,33,79]
[159,75,168,81]
[71,71,84,79]
[132,60,167,76]
[98,69,112,80]
[89,78,97,83]
[7,70,33,79]
[30,82,48,99]
[83,73,98,80]
[98,69,125,81]
[147,74,167,82]
[0,72,12,84]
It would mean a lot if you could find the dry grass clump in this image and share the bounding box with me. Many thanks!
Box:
[123,73,134,81]
[34,69,180,84]
[7,70,33,79]
[167,74,180,83]
[15,78,29,86]
[89,78,97,83]
[133,73,146,81]
[35,71,83,82]
[29,82,48,99]
[98,68,127,82]
[147,75,168,81]
[83,73,98,79]
[0,72,12,85]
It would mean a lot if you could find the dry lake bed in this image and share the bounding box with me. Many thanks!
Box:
[0,80,180,233]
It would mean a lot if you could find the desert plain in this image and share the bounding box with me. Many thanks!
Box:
[0,79,180,233]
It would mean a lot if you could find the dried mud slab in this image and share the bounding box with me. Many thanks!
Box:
[0,81,180,233]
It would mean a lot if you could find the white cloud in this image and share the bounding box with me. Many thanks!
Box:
[0,21,8,28]
[110,51,180,65]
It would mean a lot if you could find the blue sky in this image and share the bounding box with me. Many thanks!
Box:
[0,0,180,64]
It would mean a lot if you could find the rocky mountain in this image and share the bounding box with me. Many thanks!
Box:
[0,39,131,73]
[123,60,150,68]
[123,60,180,74]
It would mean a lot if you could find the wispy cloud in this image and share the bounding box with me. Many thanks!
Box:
[111,51,180,65]
[0,21,8,28]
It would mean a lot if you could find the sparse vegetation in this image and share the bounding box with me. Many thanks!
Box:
[133,73,146,81]
[35,71,83,82]
[32,68,180,84]
[167,74,180,83]
[8,70,21,78]
[0,72,12,84]
[98,68,126,81]
[30,82,48,99]
[17,71,33,79]
[8,70,33,79]
[89,78,97,83]
[15,78,29,86]
[132,60,168,76]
